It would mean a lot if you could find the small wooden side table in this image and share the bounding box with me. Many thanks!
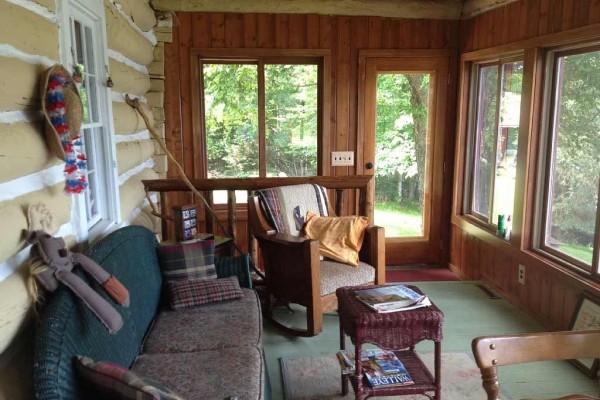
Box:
[336,285,444,400]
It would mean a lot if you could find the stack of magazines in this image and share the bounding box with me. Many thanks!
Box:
[336,349,414,388]
[355,284,431,313]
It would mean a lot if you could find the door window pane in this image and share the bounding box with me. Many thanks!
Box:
[374,73,430,238]
[265,64,318,177]
[543,50,600,267]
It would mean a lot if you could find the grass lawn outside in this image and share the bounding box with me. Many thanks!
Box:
[374,200,423,237]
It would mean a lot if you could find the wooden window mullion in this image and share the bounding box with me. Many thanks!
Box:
[258,61,266,177]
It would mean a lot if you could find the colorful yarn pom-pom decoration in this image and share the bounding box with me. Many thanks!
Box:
[46,73,87,194]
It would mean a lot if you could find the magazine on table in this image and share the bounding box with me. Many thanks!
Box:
[355,284,429,313]
[336,349,414,387]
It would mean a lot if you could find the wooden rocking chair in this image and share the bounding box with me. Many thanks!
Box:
[248,182,385,337]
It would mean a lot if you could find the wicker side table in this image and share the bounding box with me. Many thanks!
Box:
[336,285,444,400]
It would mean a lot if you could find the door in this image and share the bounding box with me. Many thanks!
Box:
[359,54,449,265]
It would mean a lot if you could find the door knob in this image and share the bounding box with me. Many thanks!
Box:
[365,162,374,169]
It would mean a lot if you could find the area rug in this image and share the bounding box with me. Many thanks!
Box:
[280,351,509,400]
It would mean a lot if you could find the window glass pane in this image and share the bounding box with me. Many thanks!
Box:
[492,61,523,222]
[545,50,600,266]
[204,64,259,178]
[265,64,318,177]
[472,65,498,218]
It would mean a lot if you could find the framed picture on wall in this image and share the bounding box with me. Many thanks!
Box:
[569,293,600,376]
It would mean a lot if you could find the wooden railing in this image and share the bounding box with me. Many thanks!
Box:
[143,175,374,248]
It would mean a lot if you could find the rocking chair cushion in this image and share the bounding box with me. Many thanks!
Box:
[303,212,369,266]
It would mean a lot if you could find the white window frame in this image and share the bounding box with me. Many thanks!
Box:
[58,0,120,242]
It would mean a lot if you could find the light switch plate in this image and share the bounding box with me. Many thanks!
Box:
[331,151,355,166]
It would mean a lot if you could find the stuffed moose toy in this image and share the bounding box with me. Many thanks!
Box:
[28,230,130,334]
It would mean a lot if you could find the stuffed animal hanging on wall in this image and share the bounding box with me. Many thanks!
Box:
[28,230,130,334]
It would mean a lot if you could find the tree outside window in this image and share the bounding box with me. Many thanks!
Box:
[202,61,319,180]
[538,47,600,272]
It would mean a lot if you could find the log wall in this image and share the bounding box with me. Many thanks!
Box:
[451,0,600,330]
[0,0,159,398]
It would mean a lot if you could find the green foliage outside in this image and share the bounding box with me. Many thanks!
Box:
[374,73,429,237]
[203,63,318,178]
[547,51,599,264]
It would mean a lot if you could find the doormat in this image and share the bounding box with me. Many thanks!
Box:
[280,351,511,400]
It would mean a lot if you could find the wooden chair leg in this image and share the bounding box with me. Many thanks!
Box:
[480,367,500,400]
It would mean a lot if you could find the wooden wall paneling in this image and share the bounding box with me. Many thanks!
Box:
[538,0,550,36]
[192,13,211,47]
[306,14,320,49]
[525,0,541,40]
[368,17,382,49]
[590,0,600,24]
[547,0,563,35]
[288,14,307,48]
[561,0,574,31]
[380,18,392,48]
[224,13,243,48]
[210,13,225,47]
[500,5,510,45]
[414,20,431,48]
[573,0,591,28]
[336,16,351,186]
[243,14,258,48]
[516,0,528,43]
[430,20,444,49]
[275,14,289,48]
[257,14,275,48]
[323,16,337,175]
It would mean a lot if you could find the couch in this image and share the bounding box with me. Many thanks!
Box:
[33,225,268,400]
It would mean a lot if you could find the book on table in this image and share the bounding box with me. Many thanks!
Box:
[336,349,414,388]
[355,284,429,313]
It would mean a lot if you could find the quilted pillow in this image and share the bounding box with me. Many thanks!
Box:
[166,276,243,310]
[303,212,369,266]
[157,239,216,281]
[73,356,184,400]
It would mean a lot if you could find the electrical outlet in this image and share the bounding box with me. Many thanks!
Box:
[331,151,355,166]
[518,264,526,285]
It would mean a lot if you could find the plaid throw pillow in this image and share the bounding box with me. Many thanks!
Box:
[166,276,243,310]
[73,356,183,400]
[157,239,216,281]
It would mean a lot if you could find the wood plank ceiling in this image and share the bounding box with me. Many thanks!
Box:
[151,0,519,19]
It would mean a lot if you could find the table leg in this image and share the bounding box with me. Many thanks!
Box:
[434,341,442,400]
[340,323,348,396]
[355,342,363,400]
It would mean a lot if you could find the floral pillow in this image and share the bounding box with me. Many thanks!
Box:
[74,355,184,400]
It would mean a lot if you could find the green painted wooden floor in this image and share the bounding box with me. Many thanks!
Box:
[262,281,599,399]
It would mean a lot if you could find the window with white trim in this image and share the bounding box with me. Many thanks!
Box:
[535,45,600,275]
[59,0,119,239]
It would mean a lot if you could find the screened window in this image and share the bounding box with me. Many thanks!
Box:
[466,59,524,230]
[536,46,600,274]
[201,59,320,180]
[60,0,119,238]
